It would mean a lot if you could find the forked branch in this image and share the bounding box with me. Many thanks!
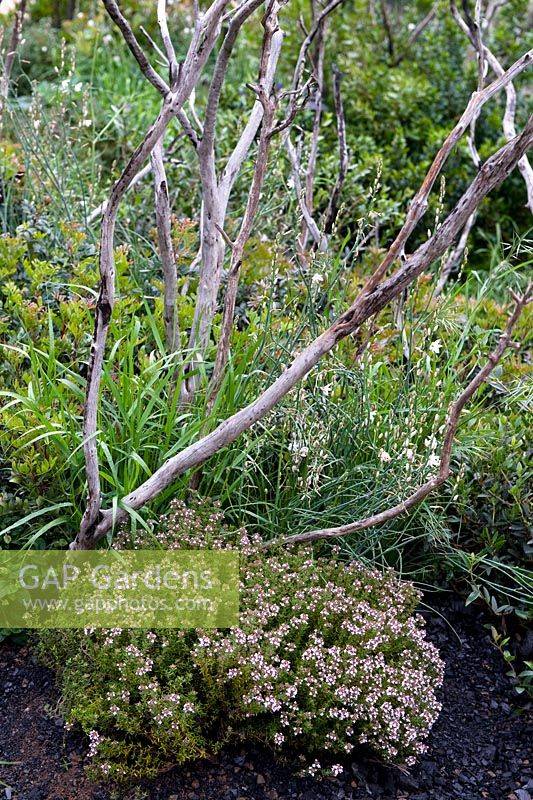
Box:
[451,0,533,213]
[358,48,532,298]
[79,0,233,540]
[433,1,533,297]
[207,0,282,405]
[74,2,533,550]
[71,113,533,549]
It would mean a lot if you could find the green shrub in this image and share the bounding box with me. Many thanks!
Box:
[11,19,61,92]
[39,497,444,781]
[445,403,532,618]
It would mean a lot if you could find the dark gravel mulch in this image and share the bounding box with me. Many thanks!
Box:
[0,596,531,800]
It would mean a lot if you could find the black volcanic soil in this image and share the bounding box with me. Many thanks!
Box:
[0,597,531,800]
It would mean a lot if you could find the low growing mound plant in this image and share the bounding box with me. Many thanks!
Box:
[39,498,444,780]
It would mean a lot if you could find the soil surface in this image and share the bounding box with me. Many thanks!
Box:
[0,596,531,800]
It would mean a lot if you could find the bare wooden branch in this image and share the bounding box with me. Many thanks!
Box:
[186,0,270,372]
[202,0,263,157]
[151,136,180,353]
[79,0,233,541]
[102,0,170,96]
[218,29,283,205]
[485,0,505,27]
[182,6,284,400]
[101,0,201,152]
[379,0,395,60]
[207,0,281,404]
[80,100,177,540]
[140,24,170,66]
[86,129,194,226]
[463,0,485,90]
[269,78,313,138]
[285,0,343,119]
[280,0,344,258]
[434,0,533,295]
[451,0,533,213]
[346,116,532,332]
[300,1,327,253]
[279,285,532,546]
[71,113,533,548]
[157,0,179,85]
[286,133,324,250]
[465,0,484,166]
[357,48,533,299]
[323,64,349,236]
[188,88,204,135]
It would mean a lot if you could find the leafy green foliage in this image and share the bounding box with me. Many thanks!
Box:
[489,626,533,698]
[0,0,530,627]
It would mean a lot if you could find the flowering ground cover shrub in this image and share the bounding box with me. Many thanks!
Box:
[39,498,444,781]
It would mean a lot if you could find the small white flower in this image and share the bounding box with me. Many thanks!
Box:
[0,0,17,15]
[379,448,392,463]
[406,448,414,462]
[429,339,442,355]
[74,81,83,92]
[82,119,93,127]
[311,273,324,286]
[427,453,440,468]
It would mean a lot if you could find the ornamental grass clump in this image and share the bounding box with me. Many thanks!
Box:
[39,497,444,780]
